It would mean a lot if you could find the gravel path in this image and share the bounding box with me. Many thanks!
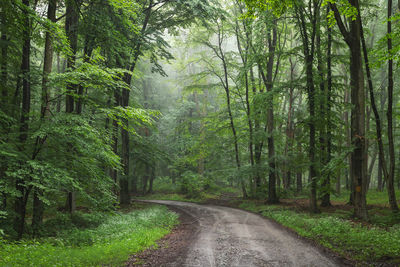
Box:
[142,200,341,267]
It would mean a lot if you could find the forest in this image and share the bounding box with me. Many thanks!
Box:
[1,0,400,266]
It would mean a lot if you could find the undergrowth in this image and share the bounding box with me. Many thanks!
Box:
[331,190,399,206]
[0,205,178,266]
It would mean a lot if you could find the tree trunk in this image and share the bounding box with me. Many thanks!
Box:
[14,0,31,239]
[118,0,153,204]
[1,12,8,107]
[65,0,80,214]
[377,155,383,191]
[111,90,120,196]
[284,58,295,191]
[296,172,302,193]
[1,6,9,211]
[386,0,399,212]
[331,0,368,219]
[235,22,255,195]
[215,22,247,198]
[266,24,278,203]
[344,88,351,192]
[307,55,318,213]
[32,0,57,235]
[120,75,131,205]
[321,6,333,207]
[76,43,92,115]
[294,0,320,213]
[252,69,262,196]
[349,1,368,219]
[257,20,278,203]
[147,163,155,194]
[367,149,377,190]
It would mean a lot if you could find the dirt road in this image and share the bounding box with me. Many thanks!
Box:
[142,200,341,267]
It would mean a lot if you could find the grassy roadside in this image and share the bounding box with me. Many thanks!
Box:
[239,201,400,265]
[0,204,178,266]
[139,188,400,265]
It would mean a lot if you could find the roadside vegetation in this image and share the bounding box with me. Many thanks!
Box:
[240,201,400,264]
[0,204,178,266]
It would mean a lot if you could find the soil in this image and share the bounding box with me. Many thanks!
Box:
[125,204,199,266]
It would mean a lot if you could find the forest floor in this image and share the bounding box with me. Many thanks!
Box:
[131,200,343,267]
[0,203,179,266]
[138,190,400,266]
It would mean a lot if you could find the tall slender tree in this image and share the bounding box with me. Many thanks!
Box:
[386,0,399,212]
[31,0,58,234]
[14,0,32,239]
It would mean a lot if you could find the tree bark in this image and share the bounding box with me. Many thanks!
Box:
[265,22,278,203]
[216,22,247,198]
[120,74,131,205]
[294,0,320,213]
[65,0,78,115]
[321,6,333,207]
[250,67,262,195]
[32,0,57,235]
[331,0,368,219]
[65,0,80,214]
[1,5,9,211]
[111,90,120,196]
[235,20,255,195]
[386,0,399,212]
[367,149,377,190]
[118,0,153,205]
[14,0,32,239]
[284,58,295,191]
[296,172,302,193]
[349,5,368,219]
[377,155,383,191]
[1,13,8,107]
[76,42,92,115]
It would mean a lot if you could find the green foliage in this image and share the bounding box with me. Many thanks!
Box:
[39,211,107,238]
[324,0,359,25]
[178,171,204,198]
[0,205,178,266]
[102,106,160,136]
[242,0,291,17]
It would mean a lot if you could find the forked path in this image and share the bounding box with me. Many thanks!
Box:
[144,200,341,267]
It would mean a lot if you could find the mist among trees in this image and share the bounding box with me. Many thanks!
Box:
[1,0,400,265]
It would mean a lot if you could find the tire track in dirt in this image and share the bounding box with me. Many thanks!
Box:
[135,200,343,267]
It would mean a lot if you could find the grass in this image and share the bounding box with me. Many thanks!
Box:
[0,205,178,267]
[239,201,400,264]
[331,189,399,206]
